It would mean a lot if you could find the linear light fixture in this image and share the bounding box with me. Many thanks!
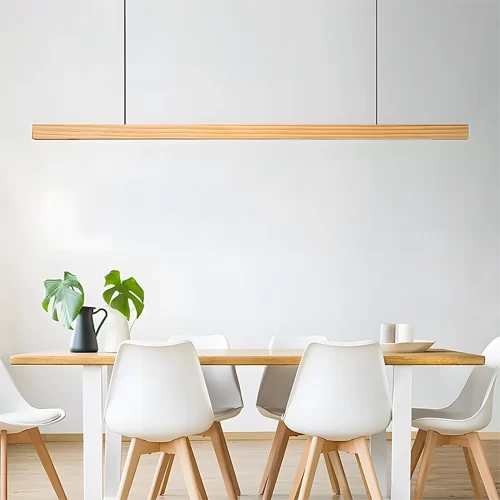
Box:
[32,124,469,141]
[32,2,469,142]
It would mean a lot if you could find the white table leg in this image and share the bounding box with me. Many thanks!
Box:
[104,366,122,500]
[370,366,393,499]
[391,366,412,500]
[83,366,103,500]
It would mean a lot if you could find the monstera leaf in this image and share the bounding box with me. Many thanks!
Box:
[103,270,144,321]
[42,272,85,330]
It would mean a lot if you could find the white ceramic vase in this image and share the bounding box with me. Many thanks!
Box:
[103,308,130,352]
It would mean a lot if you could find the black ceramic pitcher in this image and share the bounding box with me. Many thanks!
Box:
[70,306,108,353]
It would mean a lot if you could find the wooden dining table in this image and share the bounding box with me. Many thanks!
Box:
[11,348,484,500]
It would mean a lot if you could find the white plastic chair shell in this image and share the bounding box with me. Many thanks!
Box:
[169,335,243,421]
[412,336,500,435]
[256,335,328,420]
[105,341,214,443]
[284,341,392,441]
[0,360,65,434]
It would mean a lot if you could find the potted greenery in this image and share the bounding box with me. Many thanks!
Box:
[102,270,145,352]
[42,272,85,330]
[42,272,107,352]
[42,270,144,353]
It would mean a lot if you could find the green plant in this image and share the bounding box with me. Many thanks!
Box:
[102,270,145,326]
[42,272,85,330]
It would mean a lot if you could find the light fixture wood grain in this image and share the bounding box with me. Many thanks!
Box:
[32,124,469,140]
[10,349,484,366]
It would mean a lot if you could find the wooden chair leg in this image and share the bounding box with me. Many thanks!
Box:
[175,438,203,500]
[355,453,372,500]
[463,446,483,500]
[117,438,143,500]
[353,437,382,500]
[188,441,208,500]
[324,452,340,495]
[159,454,174,496]
[148,452,171,500]
[259,424,280,494]
[263,421,292,500]
[27,428,67,500]
[1,431,7,500]
[289,438,311,500]
[297,436,324,500]
[467,433,500,500]
[259,421,285,494]
[329,451,352,500]
[411,429,427,478]
[414,430,438,500]
[207,424,238,500]
[214,422,240,495]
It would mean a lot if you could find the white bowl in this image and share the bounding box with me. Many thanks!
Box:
[380,341,436,353]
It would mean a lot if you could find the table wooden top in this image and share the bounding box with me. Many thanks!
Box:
[10,349,484,366]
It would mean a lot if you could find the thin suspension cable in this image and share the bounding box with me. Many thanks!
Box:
[124,0,127,125]
[375,0,378,124]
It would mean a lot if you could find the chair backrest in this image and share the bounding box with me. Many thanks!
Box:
[448,336,500,424]
[256,336,328,413]
[0,359,29,414]
[105,341,214,442]
[169,335,243,411]
[284,341,392,441]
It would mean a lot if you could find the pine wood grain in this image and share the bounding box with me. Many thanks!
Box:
[32,124,469,140]
[9,349,485,367]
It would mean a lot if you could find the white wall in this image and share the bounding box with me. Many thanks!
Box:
[0,0,499,433]
[127,0,376,123]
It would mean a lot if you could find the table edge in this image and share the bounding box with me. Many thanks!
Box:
[10,351,486,366]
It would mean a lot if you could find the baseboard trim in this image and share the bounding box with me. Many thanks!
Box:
[10,431,497,444]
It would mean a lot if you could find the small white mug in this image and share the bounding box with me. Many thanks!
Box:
[398,324,414,342]
[380,323,396,343]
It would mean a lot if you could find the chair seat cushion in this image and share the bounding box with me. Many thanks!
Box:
[412,407,471,421]
[412,407,483,435]
[214,406,242,422]
[0,408,64,428]
[256,405,285,421]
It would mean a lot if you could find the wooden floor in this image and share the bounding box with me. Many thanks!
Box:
[3,439,499,499]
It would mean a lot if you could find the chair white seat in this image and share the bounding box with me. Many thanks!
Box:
[167,335,243,498]
[169,335,244,418]
[256,336,359,500]
[0,408,64,429]
[413,408,472,420]
[105,341,218,500]
[213,406,242,422]
[256,405,284,421]
[283,341,392,500]
[0,360,67,499]
[410,337,500,500]
[412,407,480,435]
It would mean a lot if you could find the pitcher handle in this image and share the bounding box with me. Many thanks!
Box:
[92,308,108,336]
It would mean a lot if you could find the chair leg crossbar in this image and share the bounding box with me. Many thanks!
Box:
[411,429,499,500]
[0,429,67,500]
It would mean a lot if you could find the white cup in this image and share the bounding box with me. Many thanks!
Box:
[398,324,414,342]
[380,323,396,343]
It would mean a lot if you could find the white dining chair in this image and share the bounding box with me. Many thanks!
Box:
[411,336,500,500]
[165,334,243,498]
[256,335,346,500]
[0,360,66,500]
[105,340,217,500]
[283,341,392,500]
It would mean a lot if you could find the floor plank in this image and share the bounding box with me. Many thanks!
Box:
[3,439,499,499]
